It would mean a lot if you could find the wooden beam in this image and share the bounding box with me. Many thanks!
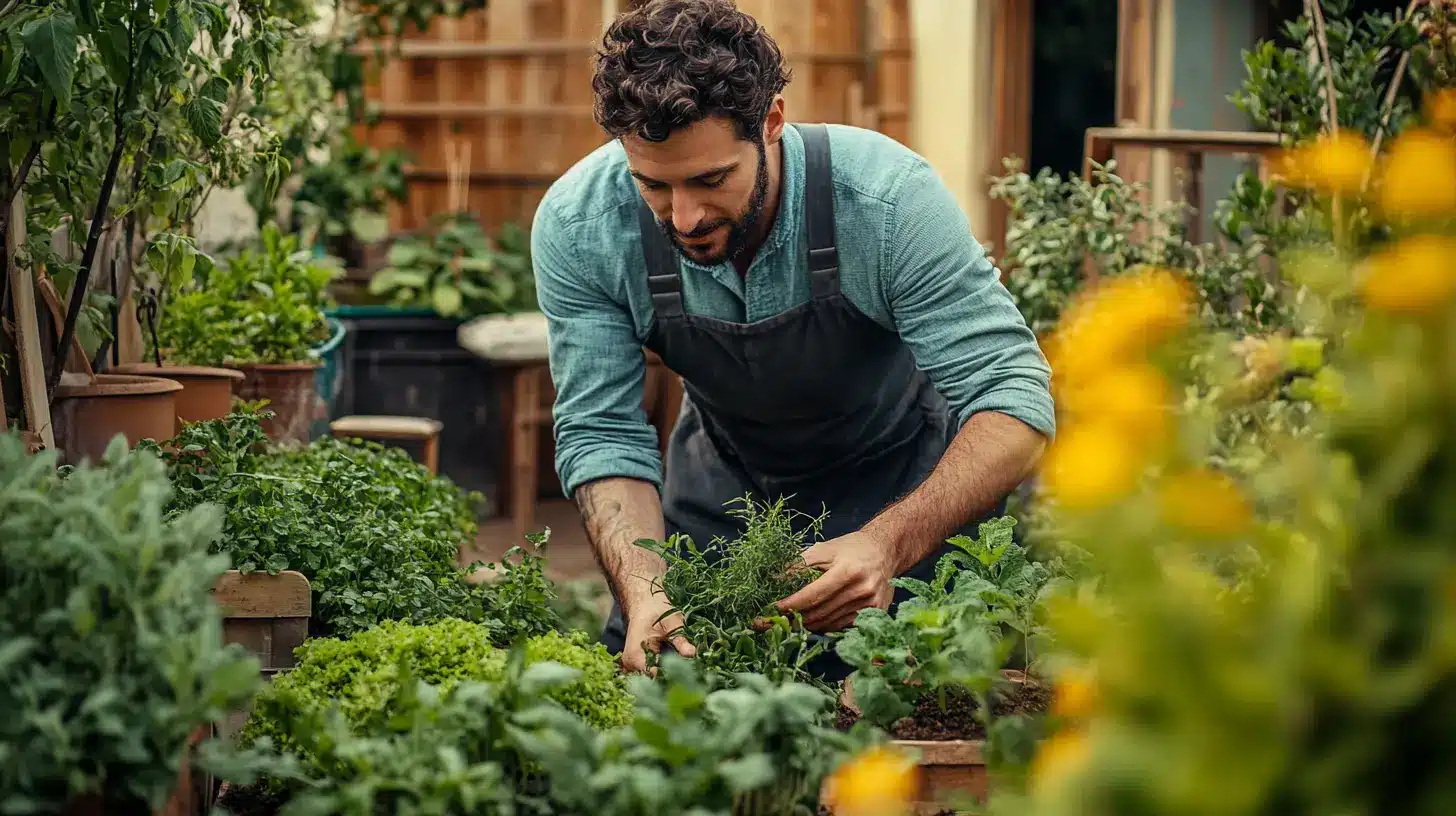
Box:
[985,0,1034,257]
[5,192,54,450]
[1114,0,1158,188]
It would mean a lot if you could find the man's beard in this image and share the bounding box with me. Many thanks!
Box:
[659,141,770,266]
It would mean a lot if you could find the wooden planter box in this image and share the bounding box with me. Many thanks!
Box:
[212,569,311,739]
[896,739,988,815]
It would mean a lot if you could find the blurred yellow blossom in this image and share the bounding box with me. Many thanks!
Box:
[1426,87,1456,131]
[1378,128,1456,217]
[1359,233,1456,314]
[1041,422,1141,510]
[1059,363,1172,448]
[1030,730,1091,798]
[1273,130,1373,195]
[1048,268,1194,386]
[1052,667,1098,720]
[822,745,918,816]
[1159,467,1254,536]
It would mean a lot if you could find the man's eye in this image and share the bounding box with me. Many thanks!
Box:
[701,174,727,188]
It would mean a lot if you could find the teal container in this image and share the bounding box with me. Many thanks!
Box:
[310,317,348,438]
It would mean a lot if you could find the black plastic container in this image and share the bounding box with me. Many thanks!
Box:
[329,306,502,515]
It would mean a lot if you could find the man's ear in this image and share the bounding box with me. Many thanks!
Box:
[762,95,786,145]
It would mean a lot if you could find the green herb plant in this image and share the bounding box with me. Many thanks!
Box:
[0,433,260,813]
[837,517,1063,734]
[367,212,534,318]
[517,653,880,816]
[140,410,561,641]
[634,495,830,685]
[153,223,338,366]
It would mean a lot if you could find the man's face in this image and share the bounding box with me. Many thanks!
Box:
[622,114,773,266]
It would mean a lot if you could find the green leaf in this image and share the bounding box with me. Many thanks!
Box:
[349,210,389,244]
[1,29,25,90]
[432,282,463,316]
[264,553,289,573]
[519,660,581,695]
[718,753,777,793]
[96,25,130,86]
[21,12,79,110]
[182,96,222,147]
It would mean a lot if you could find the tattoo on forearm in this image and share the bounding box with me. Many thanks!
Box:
[573,479,665,611]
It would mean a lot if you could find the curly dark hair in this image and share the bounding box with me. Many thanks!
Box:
[591,0,792,143]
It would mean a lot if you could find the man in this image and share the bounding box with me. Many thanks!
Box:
[532,0,1054,676]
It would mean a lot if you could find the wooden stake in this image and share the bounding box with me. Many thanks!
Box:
[6,192,55,450]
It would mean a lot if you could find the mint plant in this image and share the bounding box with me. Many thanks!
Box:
[0,433,259,812]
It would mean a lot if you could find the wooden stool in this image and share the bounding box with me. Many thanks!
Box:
[329,414,444,474]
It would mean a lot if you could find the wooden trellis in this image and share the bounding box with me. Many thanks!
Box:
[357,0,913,234]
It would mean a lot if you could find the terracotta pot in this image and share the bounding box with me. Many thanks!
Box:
[233,362,321,445]
[831,670,1029,814]
[52,374,184,466]
[111,363,246,433]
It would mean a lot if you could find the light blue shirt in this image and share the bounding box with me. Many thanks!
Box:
[532,123,1055,497]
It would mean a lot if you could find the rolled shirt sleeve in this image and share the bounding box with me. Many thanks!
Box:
[532,202,664,496]
[880,157,1057,439]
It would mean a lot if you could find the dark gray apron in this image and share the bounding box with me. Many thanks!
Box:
[600,124,1007,680]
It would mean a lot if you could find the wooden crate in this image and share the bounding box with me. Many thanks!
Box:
[212,570,312,739]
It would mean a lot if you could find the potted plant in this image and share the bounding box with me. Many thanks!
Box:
[150,225,339,443]
[832,516,1066,811]
[0,431,260,813]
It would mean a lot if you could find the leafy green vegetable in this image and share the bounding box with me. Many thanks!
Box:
[210,648,580,816]
[635,495,830,684]
[517,653,880,816]
[0,432,259,812]
[239,619,633,793]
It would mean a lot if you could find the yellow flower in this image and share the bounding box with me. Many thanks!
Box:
[1049,268,1194,386]
[1378,127,1456,217]
[1058,363,1171,447]
[1030,730,1091,798]
[1041,421,1142,510]
[1273,130,1373,195]
[1359,234,1456,314]
[1159,467,1253,536]
[1426,88,1456,131]
[822,746,918,816]
[1052,668,1098,720]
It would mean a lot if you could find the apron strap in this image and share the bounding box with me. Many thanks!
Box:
[793,123,840,299]
[638,202,686,319]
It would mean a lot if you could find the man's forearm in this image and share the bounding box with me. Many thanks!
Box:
[864,411,1047,573]
[574,477,668,615]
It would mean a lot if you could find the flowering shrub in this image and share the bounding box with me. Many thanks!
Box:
[984,93,1456,816]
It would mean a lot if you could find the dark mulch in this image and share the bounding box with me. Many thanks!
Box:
[215,784,286,816]
[835,679,1051,741]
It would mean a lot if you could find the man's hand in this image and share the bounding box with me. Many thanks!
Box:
[772,530,897,633]
[621,595,696,674]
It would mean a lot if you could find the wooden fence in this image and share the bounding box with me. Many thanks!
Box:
[357,0,913,234]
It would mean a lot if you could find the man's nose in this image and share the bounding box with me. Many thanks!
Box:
[670,189,707,235]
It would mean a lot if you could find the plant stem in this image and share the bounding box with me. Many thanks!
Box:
[48,91,134,394]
